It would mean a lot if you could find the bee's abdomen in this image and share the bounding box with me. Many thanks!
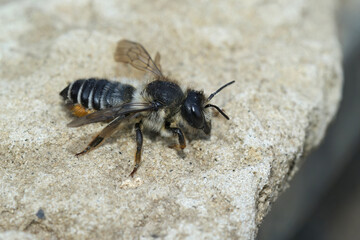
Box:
[60,78,135,110]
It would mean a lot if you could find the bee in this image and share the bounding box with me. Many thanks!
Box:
[60,40,234,176]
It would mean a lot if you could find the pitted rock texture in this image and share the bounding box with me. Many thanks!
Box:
[0,0,342,239]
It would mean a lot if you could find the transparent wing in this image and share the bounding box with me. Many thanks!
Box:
[67,102,155,128]
[114,40,164,78]
[154,52,162,72]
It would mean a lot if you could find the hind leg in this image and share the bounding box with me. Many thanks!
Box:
[75,116,123,156]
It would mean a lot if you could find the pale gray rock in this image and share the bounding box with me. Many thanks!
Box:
[0,0,342,239]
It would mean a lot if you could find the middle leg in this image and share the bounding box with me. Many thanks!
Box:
[130,122,143,177]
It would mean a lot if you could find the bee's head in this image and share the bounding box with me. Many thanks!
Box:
[181,90,211,134]
[181,81,235,135]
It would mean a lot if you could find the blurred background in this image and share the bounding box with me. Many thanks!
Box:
[257,1,360,240]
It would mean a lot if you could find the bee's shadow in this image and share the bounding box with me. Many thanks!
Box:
[183,130,211,142]
[146,128,210,158]
[60,103,74,119]
[107,128,210,159]
[144,129,188,159]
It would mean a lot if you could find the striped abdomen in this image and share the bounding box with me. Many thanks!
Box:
[60,78,135,110]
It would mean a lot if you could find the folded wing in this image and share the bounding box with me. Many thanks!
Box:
[67,102,156,127]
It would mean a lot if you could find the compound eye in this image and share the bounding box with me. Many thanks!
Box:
[181,102,204,129]
[190,105,204,128]
[181,90,206,130]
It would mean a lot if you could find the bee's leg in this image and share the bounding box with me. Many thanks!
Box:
[130,122,143,177]
[165,122,186,150]
[75,116,123,156]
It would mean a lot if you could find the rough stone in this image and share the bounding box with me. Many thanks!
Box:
[0,0,342,239]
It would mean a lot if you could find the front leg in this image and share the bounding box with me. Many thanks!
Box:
[130,122,143,177]
[165,122,186,150]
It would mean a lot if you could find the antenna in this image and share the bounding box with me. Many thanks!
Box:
[207,80,235,102]
[204,104,230,120]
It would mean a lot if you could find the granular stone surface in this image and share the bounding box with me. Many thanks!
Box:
[0,0,342,239]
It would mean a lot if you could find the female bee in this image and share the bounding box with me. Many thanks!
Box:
[60,40,234,176]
